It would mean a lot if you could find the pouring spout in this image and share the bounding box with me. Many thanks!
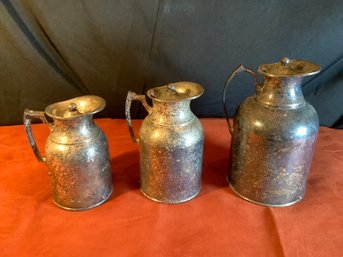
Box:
[45,95,106,120]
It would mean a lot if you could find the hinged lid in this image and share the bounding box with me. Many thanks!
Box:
[45,95,106,119]
[258,57,321,78]
[147,81,204,102]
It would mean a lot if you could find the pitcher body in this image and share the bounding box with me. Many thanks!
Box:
[230,95,318,206]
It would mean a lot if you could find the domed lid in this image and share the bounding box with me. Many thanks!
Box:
[258,57,321,78]
[45,95,106,119]
[147,81,204,102]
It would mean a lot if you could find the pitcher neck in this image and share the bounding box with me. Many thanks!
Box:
[50,116,98,144]
[149,100,194,125]
[53,116,94,130]
[255,77,305,108]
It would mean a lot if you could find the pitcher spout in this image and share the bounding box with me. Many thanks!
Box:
[45,95,106,120]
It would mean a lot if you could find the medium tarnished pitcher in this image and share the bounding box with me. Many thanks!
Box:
[125,82,204,203]
[24,96,112,211]
[223,57,320,207]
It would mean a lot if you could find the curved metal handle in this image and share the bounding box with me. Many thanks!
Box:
[23,109,53,163]
[125,91,152,144]
[222,65,259,135]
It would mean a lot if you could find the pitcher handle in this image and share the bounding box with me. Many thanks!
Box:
[23,109,53,163]
[222,65,258,135]
[125,91,152,144]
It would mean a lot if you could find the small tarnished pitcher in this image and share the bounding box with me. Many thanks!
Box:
[24,96,112,211]
[223,57,320,207]
[125,82,204,203]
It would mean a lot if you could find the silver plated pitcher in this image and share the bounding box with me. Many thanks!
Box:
[125,82,204,203]
[223,57,320,207]
[24,96,112,211]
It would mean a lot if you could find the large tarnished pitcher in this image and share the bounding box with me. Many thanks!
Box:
[125,82,204,203]
[24,96,112,211]
[223,57,320,207]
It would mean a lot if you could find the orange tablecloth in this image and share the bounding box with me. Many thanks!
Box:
[0,119,342,257]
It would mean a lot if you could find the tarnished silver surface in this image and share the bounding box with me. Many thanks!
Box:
[24,96,112,211]
[126,82,204,203]
[223,57,320,207]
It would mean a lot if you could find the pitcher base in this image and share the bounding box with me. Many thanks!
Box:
[229,183,302,207]
[140,187,200,204]
[53,187,113,211]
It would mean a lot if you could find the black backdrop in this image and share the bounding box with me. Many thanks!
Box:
[1,0,342,127]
